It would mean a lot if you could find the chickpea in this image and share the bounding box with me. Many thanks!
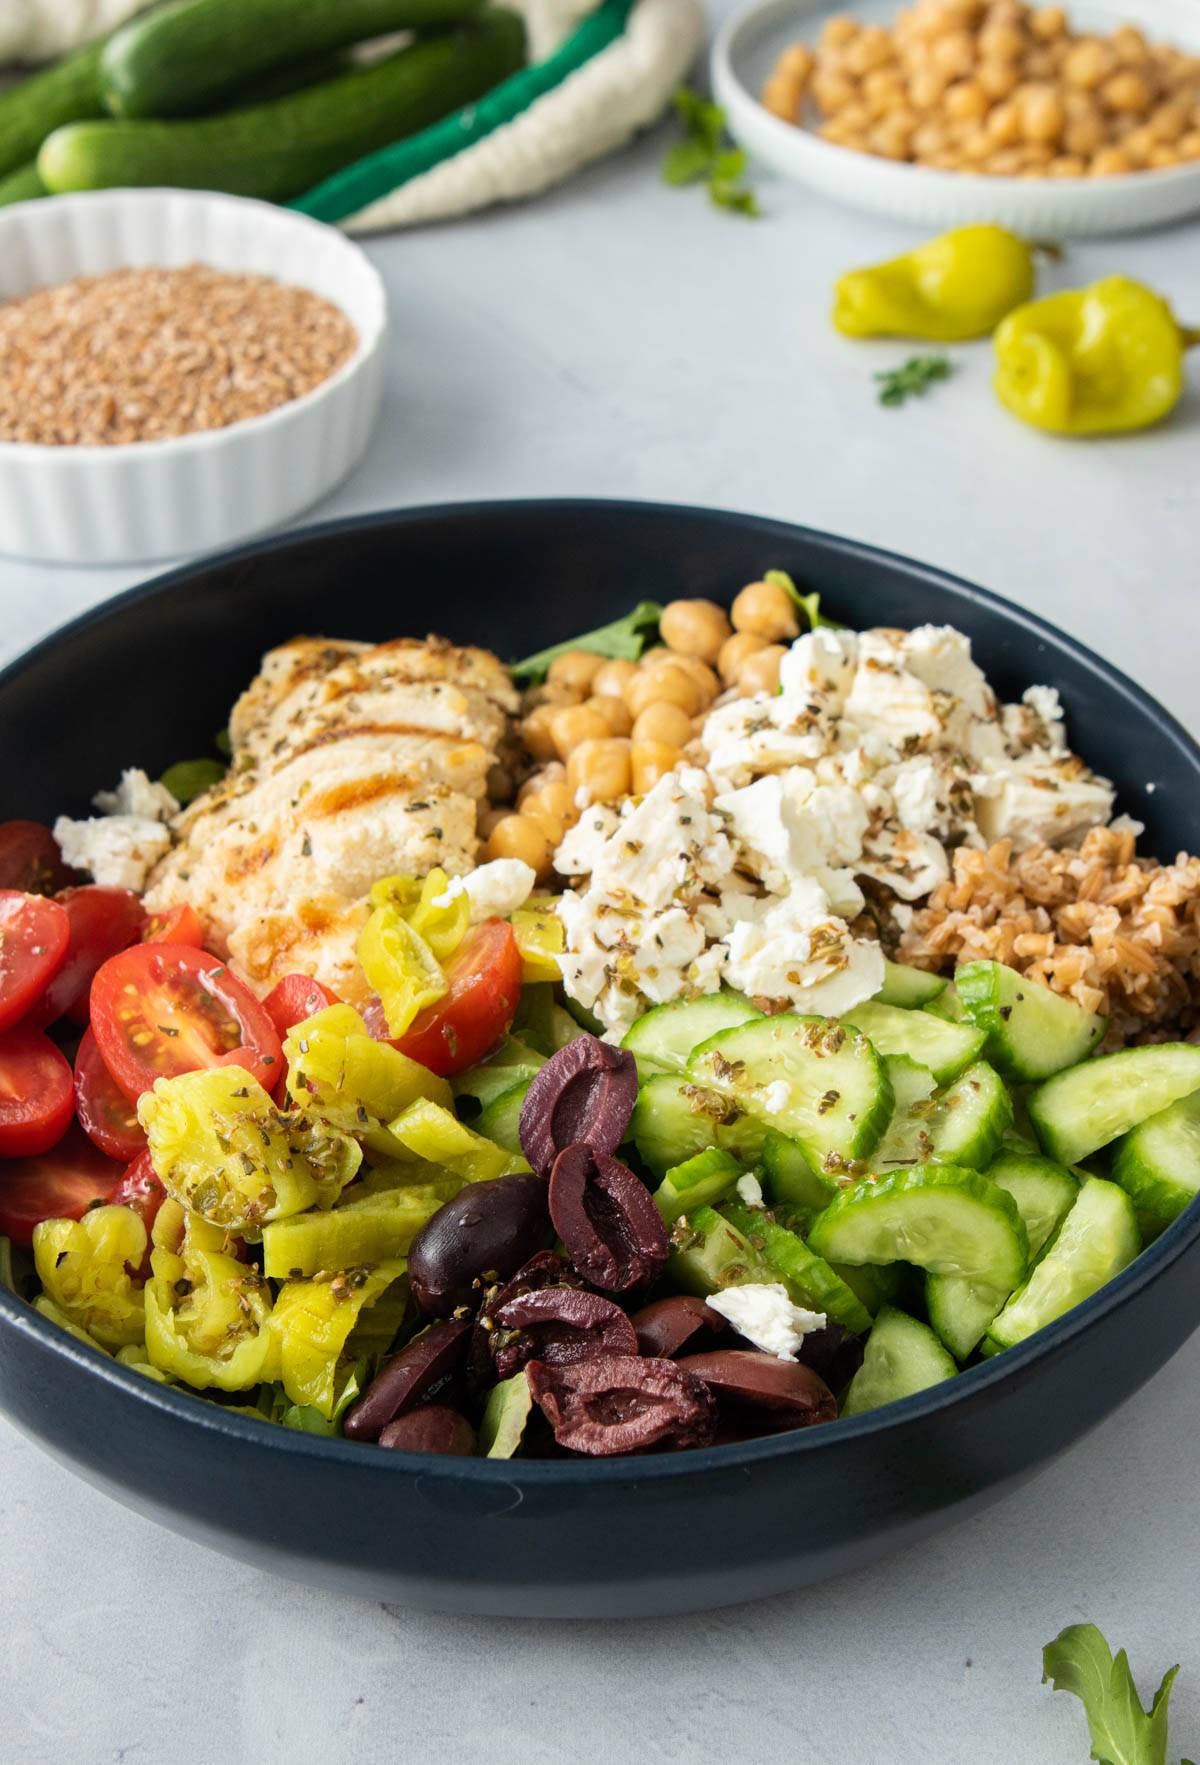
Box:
[1089,144,1134,174]
[958,126,994,162]
[1022,47,1057,80]
[763,72,805,121]
[659,597,732,663]
[820,14,859,51]
[869,118,914,157]
[1102,70,1153,114]
[813,71,858,114]
[1149,98,1190,142]
[1018,83,1065,142]
[1029,5,1065,39]
[820,118,862,146]
[517,761,565,805]
[838,99,876,132]
[978,21,1025,60]
[977,58,1020,100]
[910,118,949,157]
[631,701,694,747]
[523,796,567,845]
[585,693,633,737]
[591,657,638,699]
[477,805,507,839]
[986,99,1022,145]
[565,737,632,807]
[547,648,604,695]
[779,43,816,82]
[1111,24,1150,67]
[529,778,574,822]
[1064,38,1111,89]
[1147,143,1180,168]
[864,65,906,106]
[549,702,613,760]
[630,741,680,795]
[484,813,551,875]
[717,630,765,685]
[1046,152,1087,175]
[736,645,786,696]
[523,678,580,710]
[625,660,704,721]
[843,24,894,75]
[1121,124,1156,165]
[730,577,801,642]
[944,78,988,120]
[1064,107,1106,157]
[520,706,559,763]
[1177,130,1200,160]
[668,653,720,705]
[930,30,976,79]
[908,66,950,110]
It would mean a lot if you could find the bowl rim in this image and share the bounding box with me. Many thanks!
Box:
[2,494,1198,1486]
[0,188,388,463]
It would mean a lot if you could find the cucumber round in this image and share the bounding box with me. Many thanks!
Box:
[688,1015,894,1174]
[652,1148,741,1224]
[621,992,761,1078]
[872,1060,1013,1175]
[760,1130,838,1212]
[956,960,1106,1083]
[842,1306,957,1416]
[808,1164,1028,1290]
[875,959,947,1009]
[845,999,985,1083]
[631,1075,768,1180]
[1029,1043,1200,1167]
[720,1201,873,1333]
[984,1176,1139,1354]
[668,1206,763,1297]
[1112,1087,1200,1235]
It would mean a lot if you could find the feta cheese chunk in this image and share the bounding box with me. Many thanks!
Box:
[735,1171,765,1206]
[434,858,535,922]
[53,767,178,892]
[706,1282,826,1360]
[93,768,178,823]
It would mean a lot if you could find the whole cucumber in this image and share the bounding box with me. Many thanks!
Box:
[41,14,526,203]
[0,162,47,208]
[102,0,487,119]
[0,43,105,184]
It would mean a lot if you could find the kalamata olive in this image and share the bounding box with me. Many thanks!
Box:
[378,1405,477,1456]
[343,1318,473,1442]
[470,1250,579,1382]
[526,1354,717,1455]
[489,1286,638,1378]
[630,1295,728,1359]
[408,1172,554,1316]
[676,1350,837,1429]
[519,1034,638,1176]
[794,1323,865,1393]
[548,1144,668,1292]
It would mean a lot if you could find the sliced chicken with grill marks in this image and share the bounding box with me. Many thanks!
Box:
[144,634,519,1001]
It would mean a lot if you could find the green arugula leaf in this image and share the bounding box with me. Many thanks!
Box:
[1043,1623,1182,1765]
[511,600,663,684]
[763,569,839,631]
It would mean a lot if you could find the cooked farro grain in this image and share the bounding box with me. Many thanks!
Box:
[898,826,1200,1045]
[0,264,358,446]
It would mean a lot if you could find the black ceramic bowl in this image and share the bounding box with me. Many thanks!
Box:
[1,501,1198,1619]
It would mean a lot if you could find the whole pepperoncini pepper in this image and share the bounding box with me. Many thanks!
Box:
[994,276,1199,437]
[833,225,1036,342]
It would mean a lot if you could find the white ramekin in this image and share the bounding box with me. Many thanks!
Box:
[0,190,387,566]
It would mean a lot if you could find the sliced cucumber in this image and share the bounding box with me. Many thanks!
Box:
[956,960,1106,1083]
[842,1306,957,1417]
[478,1373,533,1458]
[653,1148,741,1224]
[830,1260,905,1315]
[688,1015,894,1175]
[631,1075,769,1179]
[808,1164,1028,1290]
[1029,1043,1200,1167]
[924,983,965,1022]
[668,1205,764,1297]
[885,1054,937,1112]
[474,1080,530,1155]
[845,999,985,1084]
[1112,1087,1200,1236]
[876,959,947,1009]
[872,1061,1013,1175]
[622,992,761,1078]
[760,1130,838,1212]
[453,1037,544,1110]
[985,1176,1139,1355]
[720,1202,873,1333]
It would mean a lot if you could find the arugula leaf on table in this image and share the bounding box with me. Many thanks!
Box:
[763,569,839,632]
[511,600,663,684]
[662,87,759,218]
[1043,1623,1184,1765]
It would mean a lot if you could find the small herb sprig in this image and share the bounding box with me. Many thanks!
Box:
[874,353,954,408]
[662,88,760,218]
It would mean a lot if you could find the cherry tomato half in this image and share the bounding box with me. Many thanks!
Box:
[0,821,75,896]
[31,886,146,1029]
[0,1122,122,1246]
[89,943,284,1103]
[142,902,205,948]
[0,1025,75,1157]
[74,1028,147,1163]
[109,1149,166,1237]
[262,973,340,1040]
[369,920,522,1078]
[0,890,70,1033]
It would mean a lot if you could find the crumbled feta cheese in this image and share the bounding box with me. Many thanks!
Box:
[759,1081,790,1116]
[434,858,535,922]
[735,1172,765,1206]
[706,1282,826,1360]
[974,753,1115,850]
[53,768,177,891]
[93,768,178,822]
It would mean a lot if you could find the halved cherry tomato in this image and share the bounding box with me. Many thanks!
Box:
[368,919,521,1078]
[89,943,284,1103]
[74,1028,147,1163]
[0,890,70,1032]
[0,1122,122,1246]
[142,902,205,948]
[109,1149,166,1236]
[31,886,146,1029]
[262,973,340,1039]
[0,1025,75,1157]
[0,821,75,896]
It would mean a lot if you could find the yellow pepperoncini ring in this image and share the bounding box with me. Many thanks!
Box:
[32,1206,148,1350]
[143,1199,274,1391]
[833,225,1036,343]
[511,902,565,984]
[387,1097,530,1182]
[283,1003,452,1165]
[269,1260,405,1417]
[994,275,1199,437]
[357,901,448,1039]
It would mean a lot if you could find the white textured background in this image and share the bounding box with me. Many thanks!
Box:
[3,4,1200,1755]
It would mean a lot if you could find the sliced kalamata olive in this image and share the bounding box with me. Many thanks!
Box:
[470,1250,580,1381]
[518,1035,638,1176]
[489,1285,638,1378]
[343,1318,473,1442]
[378,1405,477,1456]
[630,1295,728,1359]
[549,1144,668,1293]
[526,1354,717,1455]
[794,1323,865,1392]
[676,1350,837,1429]
[408,1172,553,1316]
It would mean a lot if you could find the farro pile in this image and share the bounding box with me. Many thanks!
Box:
[899,826,1200,1044]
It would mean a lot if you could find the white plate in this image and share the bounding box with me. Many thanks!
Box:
[0,190,387,566]
[712,0,1200,235]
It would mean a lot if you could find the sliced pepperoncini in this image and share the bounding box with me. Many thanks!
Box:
[387,1097,529,1182]
[511,903,565,984]
[33,1206,148,1350]
[284,1003,452,1162]
[357,902,448,1038]
[144,1199,274,1391]
[269,1261,405,1417]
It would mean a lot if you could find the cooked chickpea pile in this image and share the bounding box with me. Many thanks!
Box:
[762,0,1200,178]
[482,578,804,877]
